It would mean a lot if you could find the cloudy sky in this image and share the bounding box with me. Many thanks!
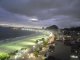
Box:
[0,0,80,28]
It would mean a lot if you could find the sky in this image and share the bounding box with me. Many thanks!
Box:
[0,0,80,28]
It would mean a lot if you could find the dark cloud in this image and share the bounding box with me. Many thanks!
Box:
[0,7,33,24]
[0,0,80,28]
[0,0,77,17]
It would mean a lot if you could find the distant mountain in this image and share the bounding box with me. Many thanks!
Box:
[46,25,59,30]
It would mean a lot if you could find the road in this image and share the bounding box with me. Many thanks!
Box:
[48,41,79,60]
[54,41,71,60]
